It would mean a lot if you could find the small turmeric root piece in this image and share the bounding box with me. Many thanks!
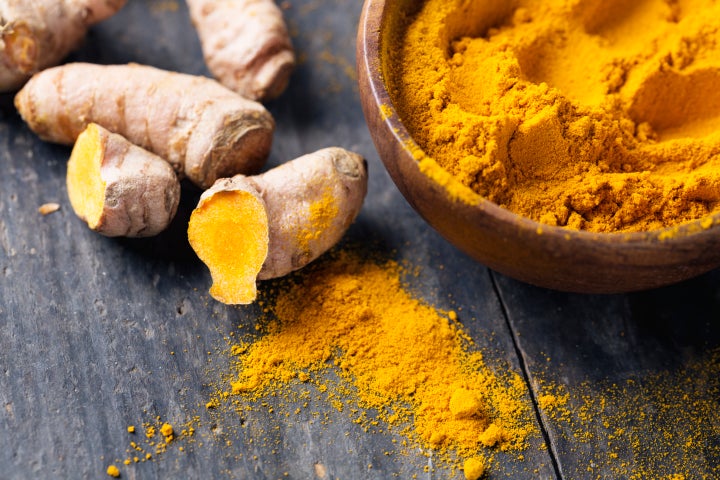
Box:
[187,0,295,102]
[188,147,368,304]
[0,0,126,91]
[15,62,274,188]
[67,123,180,237]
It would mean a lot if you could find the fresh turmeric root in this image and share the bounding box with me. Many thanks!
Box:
[188,147,368,304]
[0,0,126,91]
[15,62,274,188]
[67,123,180,237]
[187,0,295,102]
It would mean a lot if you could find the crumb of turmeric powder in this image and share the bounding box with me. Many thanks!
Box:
[478,423,506,448]
[389,0,720,233]
[537,393,567,411]
[126,425,135,433]
[463,456,486,480]
[116,417,197,468]
[160,423,174,442]
[449,388,484,419]
[106,464,120,478]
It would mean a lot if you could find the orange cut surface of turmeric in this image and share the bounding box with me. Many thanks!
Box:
[66,123,107,229]
[188,190,269,304]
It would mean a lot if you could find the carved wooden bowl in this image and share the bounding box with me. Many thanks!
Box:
[356,0,720,293]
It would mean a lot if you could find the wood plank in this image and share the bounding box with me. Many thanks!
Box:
[494,270,720,479]
[0,1,556,478]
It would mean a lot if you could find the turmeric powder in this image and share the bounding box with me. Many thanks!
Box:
[388,0,720,233]
[105,464,120,477]
[214,250,537,473]
[536,348,720,478]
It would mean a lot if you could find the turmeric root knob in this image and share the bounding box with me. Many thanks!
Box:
[67,123,180,237]
[0,0,127,91]
[187,0,295,101]
[188,147,368,305]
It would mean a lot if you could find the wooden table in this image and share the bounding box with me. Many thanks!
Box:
[1,1,718,478]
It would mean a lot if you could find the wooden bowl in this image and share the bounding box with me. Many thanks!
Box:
[356,0,720,293]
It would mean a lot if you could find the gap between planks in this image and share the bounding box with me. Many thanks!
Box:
[488,270,564,480]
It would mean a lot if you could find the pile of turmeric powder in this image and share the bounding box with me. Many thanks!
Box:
[210,250,538,477]
[388,0,720,233]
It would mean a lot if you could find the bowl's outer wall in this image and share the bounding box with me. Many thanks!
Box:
[357,0,720,293]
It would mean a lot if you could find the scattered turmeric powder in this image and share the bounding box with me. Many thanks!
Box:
[388,0,720,232]
[536,348,720,478]
[112,416,197,473]
[210,249,538,473]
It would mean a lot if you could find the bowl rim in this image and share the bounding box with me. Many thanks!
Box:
[358,0,720,249]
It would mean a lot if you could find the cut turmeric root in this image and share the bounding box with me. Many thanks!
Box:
[15,63,275,188]
[0,0,127,91]
[188,147,368,305]
[67,123,180,237]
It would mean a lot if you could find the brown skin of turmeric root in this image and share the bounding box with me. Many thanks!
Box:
[187,0,295,102]
[15,62,275,189]
[67,123,180,237]
[188,147,368,305]
[0,0,126,91]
